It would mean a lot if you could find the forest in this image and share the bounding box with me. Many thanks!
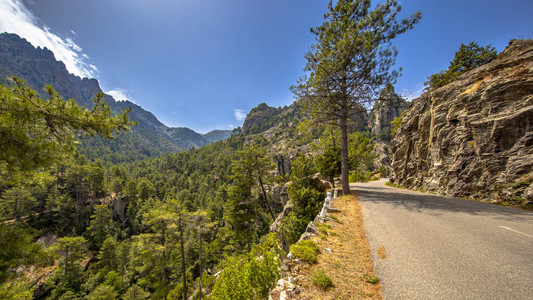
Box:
[0,76,345,299]
[0,0,431,298]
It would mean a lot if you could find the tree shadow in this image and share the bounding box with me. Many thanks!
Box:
[352,185,533,222]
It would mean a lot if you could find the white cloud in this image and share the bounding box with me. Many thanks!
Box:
[106,88,134,103]
[401,85,425,102]
[0,0,95,78]
[233,109,246,122]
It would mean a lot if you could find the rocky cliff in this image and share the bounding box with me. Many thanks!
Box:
[368,84,409,170]
[368,84,409,138]
[242,103,286,134]
[390,39,533,205]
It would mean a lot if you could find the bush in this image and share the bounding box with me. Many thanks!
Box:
[290,240,319,263]
[211,234,282,299]
[312,269,333,289]
[280,212,307,245]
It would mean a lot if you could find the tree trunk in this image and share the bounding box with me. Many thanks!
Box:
[64,246,69,279]
[199,231,203,300]
[258,176,276,220]
[180,216,187,300]
[339,116,350,195]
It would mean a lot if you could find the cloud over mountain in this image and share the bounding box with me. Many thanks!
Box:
[0,0,95,78]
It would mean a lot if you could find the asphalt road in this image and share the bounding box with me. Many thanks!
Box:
[352,179,533,300]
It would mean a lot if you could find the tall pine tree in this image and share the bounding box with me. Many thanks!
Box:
[292,0,421,194]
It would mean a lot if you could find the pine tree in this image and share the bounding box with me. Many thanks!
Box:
[0,186,36,220]
[425,41,498,89]
[313,128,342,189]
[50,236,87,291]
[87,205,113,249]
[97,237,117,271]
[348,132,375,181]
[0,77,133,179]
[292,0,421,194]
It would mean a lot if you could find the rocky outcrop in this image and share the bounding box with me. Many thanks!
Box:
[368,84,409,137]
[391,39,533,204]
[367,85,408,171]
[273,155,292,178]
[242,103,283,133]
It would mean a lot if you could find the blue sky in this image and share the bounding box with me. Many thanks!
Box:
[1,0,532,133]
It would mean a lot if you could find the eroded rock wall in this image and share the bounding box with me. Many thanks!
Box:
[391,39,533,202]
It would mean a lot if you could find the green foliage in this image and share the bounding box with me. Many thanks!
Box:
[0,224,47,282]
[280,156,324,245]
[0,185,36,220]
[290,240,319,263]
[0,279,34,299]
[48,236,87,295]
[0,75,309,299]
[211,234,282,300]
[0,77,285,299]
[225,144,275,250]
[391,112,404,135]
[87,205,113,249]
[292,0,421,192]
[123,284,149,300]
[87,284,117,300]
[312,269,333,289]
[425,41,498,89]
[132,200,189,295]
[279,213,306,247]
[348,132,375,181]
[0,77,133,179]
[313,127,341,188]
[360,272,380,284]
[97,237,117,271]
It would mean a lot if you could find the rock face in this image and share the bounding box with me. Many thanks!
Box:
[391,39,533,202]
[368,84,409,137]
[242,103,284,134]
[368,84,409,169]
[273,155,292,178]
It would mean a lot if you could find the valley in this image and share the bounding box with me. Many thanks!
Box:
[0,1,532,299]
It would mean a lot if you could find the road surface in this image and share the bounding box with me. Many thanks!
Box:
[352,179,533,300]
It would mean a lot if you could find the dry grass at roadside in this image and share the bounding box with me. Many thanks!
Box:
[296,195,382,299]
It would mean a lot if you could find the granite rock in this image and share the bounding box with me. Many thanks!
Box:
[391,39,533,201]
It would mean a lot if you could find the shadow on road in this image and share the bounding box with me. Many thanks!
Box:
[353,185,533,222]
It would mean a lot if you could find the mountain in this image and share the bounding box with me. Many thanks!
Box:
[203,129,232,143]
[390,39,533,206]
[0,33,228,162]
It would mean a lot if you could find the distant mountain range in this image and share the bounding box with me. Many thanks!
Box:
[0,33,230,162]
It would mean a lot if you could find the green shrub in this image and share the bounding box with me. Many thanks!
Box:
[360,272,380,284]
[280,212,307,245]
[312,269,333,289]
[211,234,282,299]
[290,240,318,263]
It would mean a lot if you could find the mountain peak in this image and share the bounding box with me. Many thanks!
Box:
[0,32,230,162]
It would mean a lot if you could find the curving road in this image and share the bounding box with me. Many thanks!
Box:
[352,179,533,300]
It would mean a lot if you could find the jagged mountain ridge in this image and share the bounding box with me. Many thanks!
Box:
[0,33,230,161]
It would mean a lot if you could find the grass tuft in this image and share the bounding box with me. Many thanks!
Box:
[312,269,333,289]
[360,272,380,284]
